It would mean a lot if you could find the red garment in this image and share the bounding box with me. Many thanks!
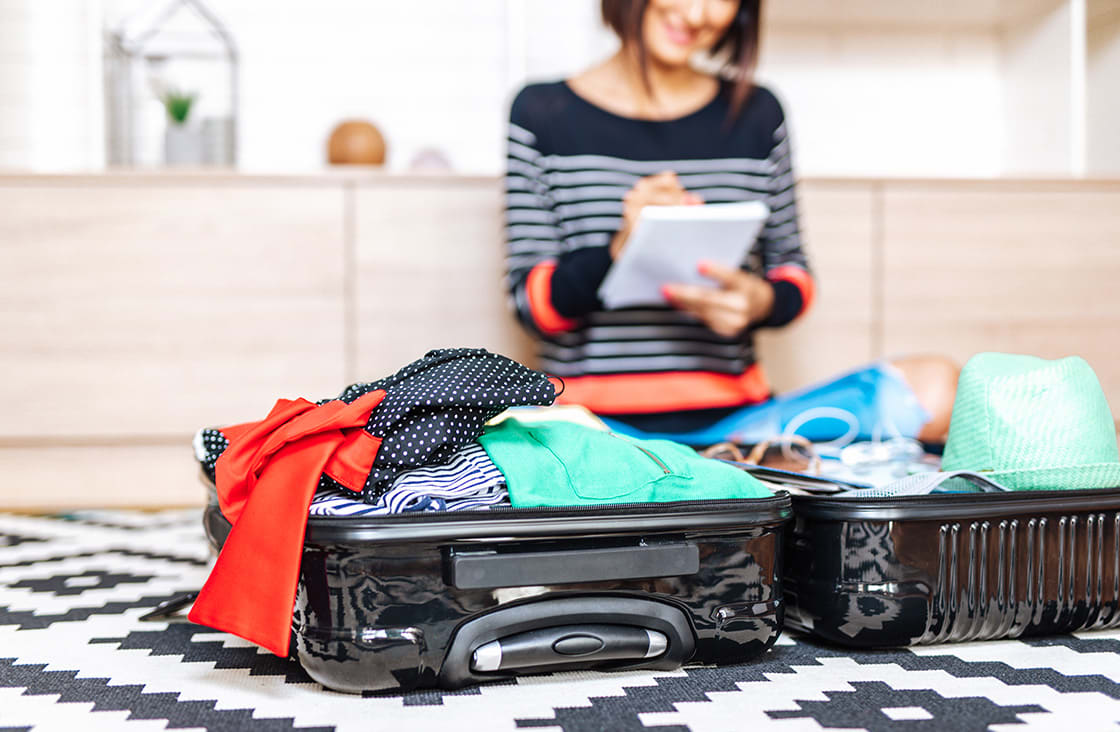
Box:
[188,390,385,657]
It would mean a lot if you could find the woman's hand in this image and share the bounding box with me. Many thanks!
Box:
[610,171,702,259]
[662,261,775,338]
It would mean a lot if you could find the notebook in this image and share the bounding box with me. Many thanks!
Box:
[598,200,770,309]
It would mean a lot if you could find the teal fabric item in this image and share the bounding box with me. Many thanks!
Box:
[939,353,1120,490]
[478,420,772,508]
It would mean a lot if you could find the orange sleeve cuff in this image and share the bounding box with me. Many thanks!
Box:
[526,261,578,334]
[767,265,815,317]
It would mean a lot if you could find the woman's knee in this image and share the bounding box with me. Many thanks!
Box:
[889,355,960,442]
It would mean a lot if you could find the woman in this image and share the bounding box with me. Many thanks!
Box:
[504,0,958,447]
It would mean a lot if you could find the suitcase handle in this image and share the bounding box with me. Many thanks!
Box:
[470,624,668,672]
[440,596,695,688]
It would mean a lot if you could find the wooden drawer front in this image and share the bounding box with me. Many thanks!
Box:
[0,446,205,510]
[0,184,347,438]
[755,182,876,393]
[882,186,1120,405]
[353,182,536,381]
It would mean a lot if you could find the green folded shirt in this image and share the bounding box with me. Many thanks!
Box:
[478,419,772,508]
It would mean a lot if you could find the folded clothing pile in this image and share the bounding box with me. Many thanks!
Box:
[193,347,556,505]
[307,442,509,516]
[197,438,512,517]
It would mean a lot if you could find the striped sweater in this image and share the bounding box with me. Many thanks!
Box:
[505,80,814,416]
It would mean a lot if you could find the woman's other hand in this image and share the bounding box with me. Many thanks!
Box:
[610,171,702,259]
[662,261,775,338]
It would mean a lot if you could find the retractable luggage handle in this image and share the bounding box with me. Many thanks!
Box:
[439,596,696,688]
[470,624,668,672]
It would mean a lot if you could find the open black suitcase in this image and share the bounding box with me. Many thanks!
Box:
[784,488,1120,647]
[201,481,791,693]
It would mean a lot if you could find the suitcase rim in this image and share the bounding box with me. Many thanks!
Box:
[790,486,1120,522]
[201,469,792,544]
[302,494,792,543]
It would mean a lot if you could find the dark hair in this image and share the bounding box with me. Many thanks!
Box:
[600,0,762,117]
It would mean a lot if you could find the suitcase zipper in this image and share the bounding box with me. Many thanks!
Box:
[204,474,788,527]
[306,495,788,525]
[301,494,792,542]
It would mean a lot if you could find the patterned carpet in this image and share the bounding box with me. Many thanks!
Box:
[2,510,1119,731]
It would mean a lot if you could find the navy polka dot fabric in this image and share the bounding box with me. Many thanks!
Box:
[337,348,556,502]
[193,429,228,483]
[195,348,557,505]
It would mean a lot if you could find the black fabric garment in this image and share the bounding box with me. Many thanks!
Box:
[194,348,557,504]
[550,246,614,319]
[195,429,227,483]
[755,280,804,329]
[336,348,557,502]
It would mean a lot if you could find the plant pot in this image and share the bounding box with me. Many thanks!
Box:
[200,117,235,165]
[164,124,204,166]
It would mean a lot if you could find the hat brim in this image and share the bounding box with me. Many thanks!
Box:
[981,463,1120,491]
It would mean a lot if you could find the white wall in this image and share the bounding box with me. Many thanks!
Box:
[100,0,1010,176]
[1001,1,1084,176]
[0,0,103,170]
[520,1,618,81]
[2,0,1114,176]
[92,0,620,173]
[234,0,514,174]
[761,29,1005,178]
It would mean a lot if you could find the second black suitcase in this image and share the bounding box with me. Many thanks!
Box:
[784,488,1120,647]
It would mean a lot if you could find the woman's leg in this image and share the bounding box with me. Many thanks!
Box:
[887,355,960,443]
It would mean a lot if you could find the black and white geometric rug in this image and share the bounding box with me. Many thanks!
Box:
[2,510,1119,731]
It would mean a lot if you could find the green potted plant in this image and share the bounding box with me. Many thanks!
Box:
[162,88,202,165]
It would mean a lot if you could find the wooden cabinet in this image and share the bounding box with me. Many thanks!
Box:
[0,181,348,441]
[1,172,1118,509]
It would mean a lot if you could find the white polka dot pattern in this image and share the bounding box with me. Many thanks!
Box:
[194,428,228,482]
[341,349,556,502]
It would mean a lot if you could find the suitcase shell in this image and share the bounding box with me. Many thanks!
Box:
[784,488,1120,647]
[203,489,791,693]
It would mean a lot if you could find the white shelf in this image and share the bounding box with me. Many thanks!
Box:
[760,0,1120,177]
[765,0,1065,31]
[1000,0,1084,176]
[1087,0,1120,174]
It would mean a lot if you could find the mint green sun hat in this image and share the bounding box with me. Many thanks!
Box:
[939,353,1120,491]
